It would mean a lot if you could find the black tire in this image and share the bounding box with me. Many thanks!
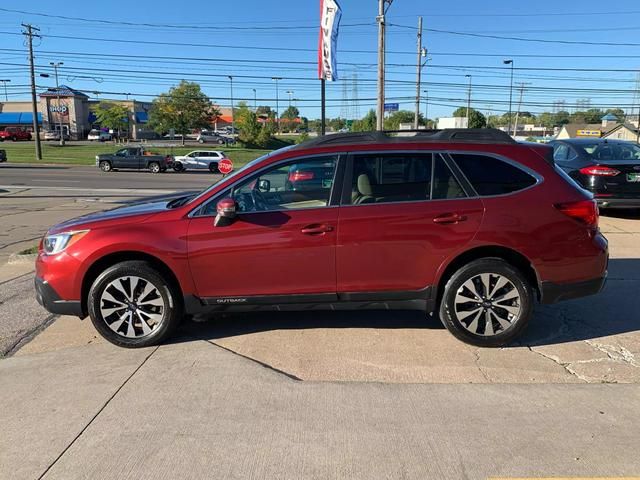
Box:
[88,261,182,348]
[208,162,220,173]
[11,136,17,142]
[99,160,112,172]
[198,138,205,144]
[173,162,184,172]
[439,258,534,347]
[217,139,225,145]
[149,161,161,174]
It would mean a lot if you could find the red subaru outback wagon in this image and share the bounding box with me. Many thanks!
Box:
[35,129,608,348]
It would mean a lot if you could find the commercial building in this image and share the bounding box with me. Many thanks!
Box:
[0,86,156,140]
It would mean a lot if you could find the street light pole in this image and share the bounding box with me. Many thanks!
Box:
[50,62,65,146]
[286,90,294,109]
[272,77,281,133]
[504,59,514,136]
[423,90,429,128]
[465,74,472,129]
[252,88,257,112]
[0,79,10,102]
[228,76,234,134]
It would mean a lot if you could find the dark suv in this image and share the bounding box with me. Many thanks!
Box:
[36,129,608,348]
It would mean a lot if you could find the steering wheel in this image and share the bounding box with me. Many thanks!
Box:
[250,188,268,211]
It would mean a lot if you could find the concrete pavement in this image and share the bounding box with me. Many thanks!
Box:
[2,340,640,479]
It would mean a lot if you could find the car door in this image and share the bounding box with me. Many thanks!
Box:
[336,152,484,296]
[186,154,342,299]
[112,148,132,169]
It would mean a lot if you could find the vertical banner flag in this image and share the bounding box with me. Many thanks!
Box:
[318,0,342,81]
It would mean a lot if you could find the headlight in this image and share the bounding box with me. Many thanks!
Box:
[43,230,90,255]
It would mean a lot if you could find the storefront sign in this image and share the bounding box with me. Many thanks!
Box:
[576,129,601,137]
[49,104,69,116]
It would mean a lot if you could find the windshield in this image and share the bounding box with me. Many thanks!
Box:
[580,142,640,161]
[186,145,297,205]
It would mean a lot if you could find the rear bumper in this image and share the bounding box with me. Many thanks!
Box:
[540,274,607,304]
[35,277,84,317]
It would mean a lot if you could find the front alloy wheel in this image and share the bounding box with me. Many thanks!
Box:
[88,261,182,348]
[439,258,533,347]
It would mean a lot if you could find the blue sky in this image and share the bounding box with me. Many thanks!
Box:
[1,0,640,120]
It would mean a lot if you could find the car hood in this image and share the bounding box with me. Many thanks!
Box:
[48,198,175,233]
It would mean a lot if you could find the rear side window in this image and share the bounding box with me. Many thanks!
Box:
[451,153,537,196]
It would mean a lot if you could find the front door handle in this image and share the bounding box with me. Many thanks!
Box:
[433,213,468,225]
[301,224,334,235]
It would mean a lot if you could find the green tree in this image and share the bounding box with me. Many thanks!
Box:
[256,106,275,118]
[383,110,423,130]
[352,109,376,132]
[280,106,300,132]
[91,102,130,139]
[148,81,218,145]
[452,107,486,128]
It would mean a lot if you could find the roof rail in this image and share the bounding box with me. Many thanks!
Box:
[294,128,516,149]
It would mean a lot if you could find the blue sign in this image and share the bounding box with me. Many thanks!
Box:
[384,103,399,112]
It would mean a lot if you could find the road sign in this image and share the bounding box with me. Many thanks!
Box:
[384,103,399,112]
[218,158,234,175]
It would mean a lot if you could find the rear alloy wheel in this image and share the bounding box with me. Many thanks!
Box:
[208,163,220,173]
[173,162,184,172]
[149,162,161,174]
[99,160,112,172]
[439,258,533,347]
[88,261,182,348]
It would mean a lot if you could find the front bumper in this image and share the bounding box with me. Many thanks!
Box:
[35,277,84,317]
[540,274,607,304]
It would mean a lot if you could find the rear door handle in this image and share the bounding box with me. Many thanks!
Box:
[433,213,467,225]
[301,224,334,235]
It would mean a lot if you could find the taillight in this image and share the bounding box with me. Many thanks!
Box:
[579,165,620,176]
[289,171,314,182]
[555,199,599,229]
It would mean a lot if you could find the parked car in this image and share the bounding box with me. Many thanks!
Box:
[286,160,336,191]
[36,129,608,349]
[95,147,171,173]
[87,129,112,142]
[44,131,70,141]
[172,150,228,173]
[0,127,31,141]
[0,149,6,162]
[197,131,235,145]
[549,138,640,209]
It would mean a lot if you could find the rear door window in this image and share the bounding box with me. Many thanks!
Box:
[450,153,537,196]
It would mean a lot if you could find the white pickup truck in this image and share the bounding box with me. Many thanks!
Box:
[171,150,228,173]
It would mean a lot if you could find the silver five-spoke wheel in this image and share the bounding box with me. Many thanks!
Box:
[100,276,165,339]
[454,273,522,337]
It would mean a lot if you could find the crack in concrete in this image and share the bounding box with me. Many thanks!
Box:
[527,346,592,383]
[585,340,640,368]
[472,349,491,382]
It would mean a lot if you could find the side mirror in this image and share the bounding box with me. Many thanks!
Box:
[214,197,237,227]
[258,179,271,192]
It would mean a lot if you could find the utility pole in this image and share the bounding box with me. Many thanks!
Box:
[414,16,424,129]
[465,75,472,129]
[513,82,531,139]
[272,77,281,134]
[50,62,65,146]
[22,24,42,160]
[504,59,514,136]
[228,76,234,134]
[0,79,10,102]
[376,0,390,131]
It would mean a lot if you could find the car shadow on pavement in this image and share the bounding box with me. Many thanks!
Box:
[600,209,640,220]
[172,258,640,349]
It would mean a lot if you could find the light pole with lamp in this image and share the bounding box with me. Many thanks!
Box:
[272,77,282,133]
[0,79,10,102]
[252,88,257,112]
[504,59,514,136]
[465,74,472,129]
[49,62,66,146]
[228,76,234,134]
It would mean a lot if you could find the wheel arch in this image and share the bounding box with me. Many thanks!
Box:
[81,250,183,316]
[432,245,541,312]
